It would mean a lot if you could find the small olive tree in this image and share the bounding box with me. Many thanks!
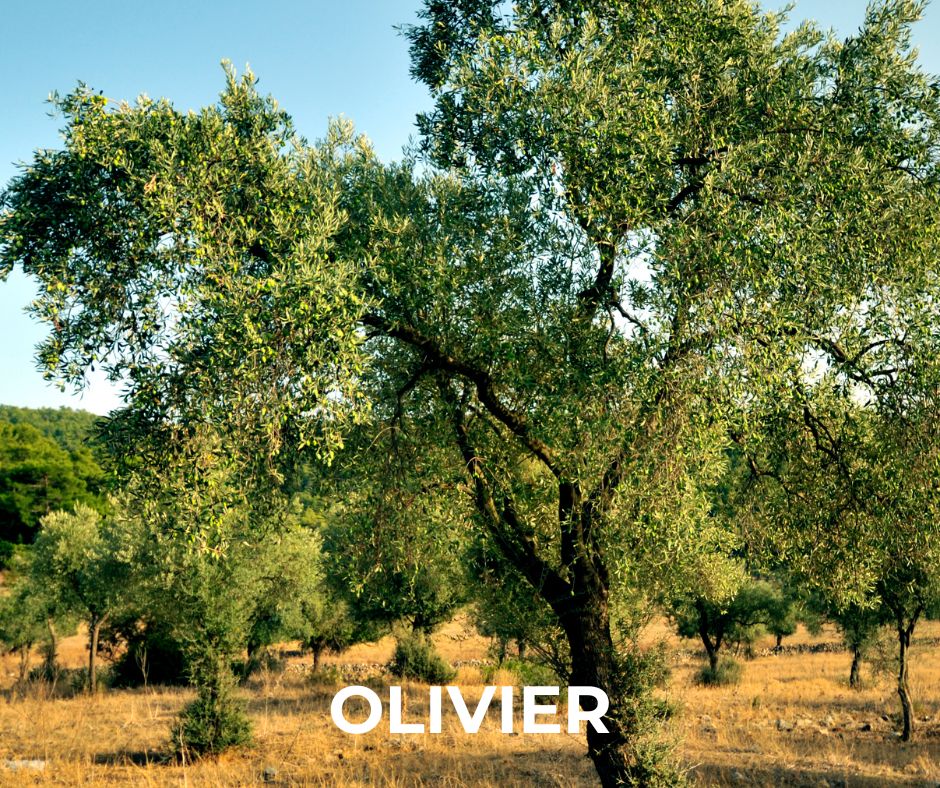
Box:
[29,504,130,693]
[668,579,792,684]
[0,574,48,686]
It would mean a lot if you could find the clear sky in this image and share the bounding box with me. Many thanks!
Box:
[1,0,938,415]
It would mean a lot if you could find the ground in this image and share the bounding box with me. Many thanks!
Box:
[1,616,939,786]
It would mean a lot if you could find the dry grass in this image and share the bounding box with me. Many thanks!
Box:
[1,615,939,786]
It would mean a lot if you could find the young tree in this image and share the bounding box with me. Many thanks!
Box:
[0,573,48,686]
[300,595,362,672]
[805,591,888,689]
[29,504,129,693]
[244,525,323,669]
[4,3,940,782]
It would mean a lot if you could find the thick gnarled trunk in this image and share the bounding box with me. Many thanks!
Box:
[557,592,634,788]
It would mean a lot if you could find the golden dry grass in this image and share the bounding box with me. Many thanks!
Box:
[1,615,939,786]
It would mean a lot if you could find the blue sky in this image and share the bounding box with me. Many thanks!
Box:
[1,0,938,414]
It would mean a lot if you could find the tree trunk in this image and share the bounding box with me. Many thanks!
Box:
[775,633,783,652]
[312,643,323,672]
[43,618,58,678]
[849,645,861,689]
[17,647,30,685]
[702,638,719,673]
[88,615,105,694]
[696,604,720,673]
[558,604,633,787]
[553,561,668,788]
[897,625,914,742]
[516,639,526,660]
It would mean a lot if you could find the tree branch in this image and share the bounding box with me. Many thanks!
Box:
[362,312,563,478]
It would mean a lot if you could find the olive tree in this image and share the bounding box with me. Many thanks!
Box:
[4,2,940,782]
[668,578,792,682]
[0,572,49,686]
[29,504,130,693]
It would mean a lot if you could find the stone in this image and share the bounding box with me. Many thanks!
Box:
[4,760,46,772]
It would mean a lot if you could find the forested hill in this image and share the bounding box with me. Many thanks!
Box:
[0,405,102,456]
[0,405,108,546]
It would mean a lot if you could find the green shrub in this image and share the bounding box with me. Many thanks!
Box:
[308,664,343,687]
[173,690,251,758]
[695,658,742,687]
[482,657,560,688]
[172,666,251,758]
[109,622,187,687]
[389,633,455,684]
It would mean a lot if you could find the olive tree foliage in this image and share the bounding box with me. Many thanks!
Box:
[743,403,940,741]
[3,0,940,782]
[321,426,469,636]
[111,430,327,756]
[244,516,324,668]
[0,67,369,485]
[396,2,940,782]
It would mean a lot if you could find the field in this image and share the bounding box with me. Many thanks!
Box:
[1,617,940,787]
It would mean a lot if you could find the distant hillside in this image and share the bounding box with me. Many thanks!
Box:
[0,405,109,545]
[0,405,103,458]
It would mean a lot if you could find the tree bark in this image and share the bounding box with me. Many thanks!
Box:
[439,378,670,786]
[496,637,508,665]
[557,591,636,788]
[696,602,721,673]
[43,618,58,678]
